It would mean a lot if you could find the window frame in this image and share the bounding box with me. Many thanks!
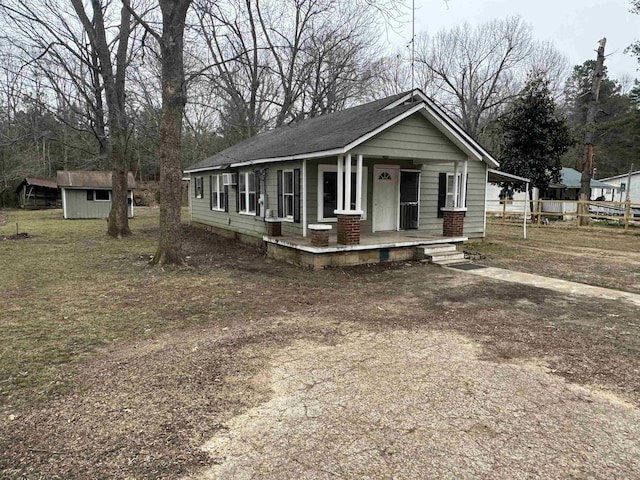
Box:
[194,177,204,199]
[281,169,295,220]
[446,173,462,208]
[317,164,368,222]
[238,171,256,215]
[210,174,226,211]
[93,189,111,202]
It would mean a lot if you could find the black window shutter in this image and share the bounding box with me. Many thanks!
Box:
[87,190,93,201]
[437,173,446,218]
[209,175,213,210]
[293,168,301,223]
[224,185,229,212]
[277,170,283,218]
[255,172,261,217]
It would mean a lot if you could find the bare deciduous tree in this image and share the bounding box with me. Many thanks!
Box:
[0,0,136,237]
[414,16,568,140]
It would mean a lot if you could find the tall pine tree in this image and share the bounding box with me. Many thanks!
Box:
[499,74,573,213]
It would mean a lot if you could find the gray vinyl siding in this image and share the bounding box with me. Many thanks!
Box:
[190,172,266,237]
[357,113,468,162]
[264,161,303,236]
[190,162,304,238]
[418,160,487,238]
[63,188,133,219]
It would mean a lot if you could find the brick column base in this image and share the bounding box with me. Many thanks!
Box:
[337,214,361,245]
[311,230,329,247]
[442,209,465,237]
[265,219,281,236]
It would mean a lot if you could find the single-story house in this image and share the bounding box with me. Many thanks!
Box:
[184,89,500,268]
[16,177,60,209]
[598,170,640,204]
[56,170,136,219]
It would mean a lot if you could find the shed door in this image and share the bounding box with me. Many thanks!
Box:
[373,166,399,231]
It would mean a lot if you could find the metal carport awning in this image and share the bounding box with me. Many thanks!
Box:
[487,169,531,239]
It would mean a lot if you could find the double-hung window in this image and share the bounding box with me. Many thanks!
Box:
[282,170,294,219]
[239,172,256,214]
[194,177,204,199]
[210,174,226,211]
[446,173,462,208]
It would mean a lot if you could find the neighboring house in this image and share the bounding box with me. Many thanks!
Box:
[486,167,616,216]
[16,177,60,209]
[598,170,640,204]
[56,170,136,219]
[184,89,499,268]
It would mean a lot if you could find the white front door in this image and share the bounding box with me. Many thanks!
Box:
[373,166,399,231]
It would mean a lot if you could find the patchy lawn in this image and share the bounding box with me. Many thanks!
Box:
[1,209,639,479]
[469,219,640,294]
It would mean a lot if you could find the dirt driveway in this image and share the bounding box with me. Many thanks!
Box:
[2,218,640,479]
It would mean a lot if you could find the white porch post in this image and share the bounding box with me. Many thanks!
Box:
[356,154,363,212]
[337,155,344,211]
[302,158,307,237]
[344,153,352,210]
[453,161,460,208]
[461,159,468,208]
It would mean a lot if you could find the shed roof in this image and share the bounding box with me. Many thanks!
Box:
[18,177,58,189]
[185,90,499,173]
[56,171,136,189]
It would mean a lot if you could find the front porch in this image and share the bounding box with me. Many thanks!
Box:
[263,230,467,269]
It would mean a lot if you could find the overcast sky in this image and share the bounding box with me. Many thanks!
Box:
[390,0,639,83]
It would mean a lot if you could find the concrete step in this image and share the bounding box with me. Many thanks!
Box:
[429,251,466,263]
[434,257,470,266]
[420,243,457,255]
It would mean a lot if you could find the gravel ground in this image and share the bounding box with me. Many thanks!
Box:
[192,326,640,479]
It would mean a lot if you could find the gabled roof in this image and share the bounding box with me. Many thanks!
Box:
[57,171,136,189]
[185,90,499,173]
[551,167,617,189]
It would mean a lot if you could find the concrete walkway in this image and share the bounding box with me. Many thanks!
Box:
[457,266,640,307]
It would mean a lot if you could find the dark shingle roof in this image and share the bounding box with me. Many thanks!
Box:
[57,171,136,189]
[185,93,415,171]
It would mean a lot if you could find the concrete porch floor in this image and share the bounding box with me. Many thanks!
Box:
[263,230,468,254]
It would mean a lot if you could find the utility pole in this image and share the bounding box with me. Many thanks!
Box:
[578,38,606,226]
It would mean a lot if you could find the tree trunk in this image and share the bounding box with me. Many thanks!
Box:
[577,38,606,226]
[107,128,131,238]
[153,0,191,265]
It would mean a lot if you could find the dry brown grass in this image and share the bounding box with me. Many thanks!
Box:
[1,209,639,479]
[469,219,640,293]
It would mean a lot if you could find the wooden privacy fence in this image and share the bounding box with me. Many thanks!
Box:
[486,199,640,230]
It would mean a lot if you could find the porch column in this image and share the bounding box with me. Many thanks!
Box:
[334,152,363,245]
[356,154,363,212]
[345,153,352,210]
[441,160,467,238]
[453,161,460,208]
[337,155,344,211]
[461,159,468,208]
